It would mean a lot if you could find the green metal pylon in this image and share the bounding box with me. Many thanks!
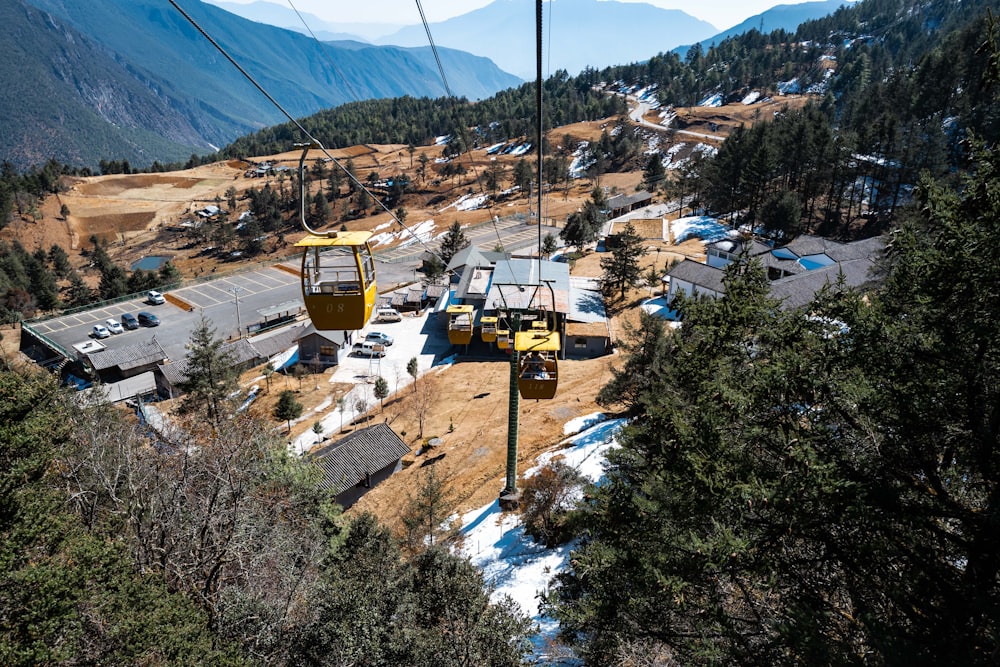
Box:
[500,313,521,509]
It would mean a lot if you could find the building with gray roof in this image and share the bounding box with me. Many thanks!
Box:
[84,339,169,382]
[666,234,885,312]
[310,422,411,508]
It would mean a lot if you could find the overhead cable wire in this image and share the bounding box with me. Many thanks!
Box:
[285,0,363,102]
[414,0,454,98]
[412,0,512,259]
[535,0,545,270]
[167,0,453,267]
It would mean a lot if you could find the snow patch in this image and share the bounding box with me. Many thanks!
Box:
[459,417,627,661]
[698,92,723,107]
[671,215,730,244]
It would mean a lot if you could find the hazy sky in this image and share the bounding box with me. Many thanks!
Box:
[221,0,827,31]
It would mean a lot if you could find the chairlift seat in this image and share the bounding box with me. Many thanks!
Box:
[447,304,475,345]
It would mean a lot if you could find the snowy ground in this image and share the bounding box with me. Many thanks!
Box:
[287,305,455,455]
[641,297,683,326]
[369,219,438,248]
[670,215,732,244]
[458,414,627,664]
[439,193,490,213]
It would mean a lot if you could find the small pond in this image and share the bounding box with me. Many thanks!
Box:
[130,255,173,271]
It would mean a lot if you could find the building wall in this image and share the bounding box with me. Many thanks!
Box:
[566,334,610,358]
[667,278,721,302]
[298,334,343,368]
[706,249,736,269]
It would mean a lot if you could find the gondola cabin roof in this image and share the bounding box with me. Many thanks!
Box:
[295,231,373,247]
[514,329,560,352]
[446,304,475,315]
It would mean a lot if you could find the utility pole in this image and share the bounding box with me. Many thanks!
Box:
[231,286,243,338]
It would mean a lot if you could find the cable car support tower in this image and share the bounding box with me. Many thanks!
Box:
[499,0,552,510]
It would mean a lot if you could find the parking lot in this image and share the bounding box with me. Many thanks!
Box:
[29,264,304,364]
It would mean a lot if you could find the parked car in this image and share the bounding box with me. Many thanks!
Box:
[375,307,402,323]
[121,312,139,330]
[105,318,124,335]
[92,324,111,339]
[352,341,386,358]
[364,331,394,346]
[137,311,160,327]
[146,290,165,305]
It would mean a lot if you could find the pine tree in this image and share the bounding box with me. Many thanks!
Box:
[599,221,648,298]
[542,232,558,258]
[642,153,666,192]
[374,376,389,411]
[274,390,303,432]
[400,466,457,552]
[407,357,419,393]
[554,141,1000,664]
[560,186,608,252]
[178,316,238,422]
[438,221,470,267]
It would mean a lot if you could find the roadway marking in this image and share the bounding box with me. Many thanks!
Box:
[237,274,274,290]
[182,286,225,307]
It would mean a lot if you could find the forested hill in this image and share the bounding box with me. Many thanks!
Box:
[221,76,628,159]
[220,0,1000,222]
[1,0,521,170]
[0,1,208,170]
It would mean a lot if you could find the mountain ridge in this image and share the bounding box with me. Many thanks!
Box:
[375,0,718,79]
[674,0,854,57]
[3,0,521,170]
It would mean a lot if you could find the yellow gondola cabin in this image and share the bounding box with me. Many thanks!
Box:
[446,304,475,345]
[296,232,376,331]
[514,328,560,400]
[481,315,499,343]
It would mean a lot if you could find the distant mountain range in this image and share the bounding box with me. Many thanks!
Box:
[2,0,520,170]
[375,0,718,79]
[213,0,854,82]
[674,0,855,57]
[206,0,396,42]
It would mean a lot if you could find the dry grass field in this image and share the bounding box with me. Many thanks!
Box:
[0,102,777,528]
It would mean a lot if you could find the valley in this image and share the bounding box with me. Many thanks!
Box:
[3,101,726,533]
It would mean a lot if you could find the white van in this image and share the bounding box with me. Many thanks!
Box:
[375,307,402,323]
[352,341,386,358]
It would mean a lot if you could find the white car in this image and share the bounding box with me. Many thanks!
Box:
[92,324,111,339]
[105,318,124,335]
[146,290,165,305]
[365,331,395,346]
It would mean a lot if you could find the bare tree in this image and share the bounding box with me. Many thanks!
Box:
[354,396,369,425]
[409,374,439,440]
[59,404,324,649]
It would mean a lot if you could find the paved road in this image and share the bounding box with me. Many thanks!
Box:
[377,216,558,263]
[627,97,726,143]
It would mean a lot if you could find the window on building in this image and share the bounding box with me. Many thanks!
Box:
[320,345,337,356]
